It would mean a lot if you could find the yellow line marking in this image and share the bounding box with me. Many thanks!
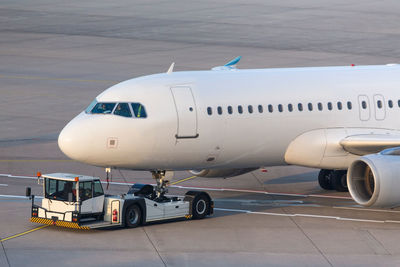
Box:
[0,74,115,84]
[0,159,73,162]
[171,175,197,185]
[0,224,49,242]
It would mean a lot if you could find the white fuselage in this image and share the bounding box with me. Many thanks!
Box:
[58,65,400,171]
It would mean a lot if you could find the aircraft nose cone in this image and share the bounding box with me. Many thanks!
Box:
[58,115,92,162]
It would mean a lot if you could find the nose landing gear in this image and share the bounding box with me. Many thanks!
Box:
[151,170,171,200]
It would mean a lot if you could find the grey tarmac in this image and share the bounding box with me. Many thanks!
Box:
[2,1,400,266]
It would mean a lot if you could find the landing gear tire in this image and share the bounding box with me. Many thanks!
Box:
[331,170,348,192]
[125,205,141,228]
[192,194,209,220]
[318,169,333,190]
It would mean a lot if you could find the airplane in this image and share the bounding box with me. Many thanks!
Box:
[58,57,400,210]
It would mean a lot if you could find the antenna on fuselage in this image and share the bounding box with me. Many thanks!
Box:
[167,62,175,74]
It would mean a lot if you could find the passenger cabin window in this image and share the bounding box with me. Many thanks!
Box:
[308,103,313,111]
[377,100,383,109]
[327,102,333,110]
[398,100,400,107]
[217,106,223,115]
[317,103,323,111]
[248,105,253,113]
[114,103,132,117]
[238,105,243,114]
[347,101,352,110]
[288,104,293,112]
[258,105,263,113]
[298,103,303,111]
[131,103,147,118]
[228,106,233,114]
[388,100,393,108]
[207,107,212,115]
[91,102,116,114]
[362,101,367,109]
[337,102,343,110]
[268,105,273,113]
[278,104,283,112]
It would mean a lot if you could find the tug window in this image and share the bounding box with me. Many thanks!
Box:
[131,103,147,118]
[91,102,116,114]
[114,103,132,118]
[228,106,233,114]
[79,181,92,201]
[238,105,243,114]
[207,107,212,115]
[258,105,263,113]
[45,178,77,202]
[93,180,104,197]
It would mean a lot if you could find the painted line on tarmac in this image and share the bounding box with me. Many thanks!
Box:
[0,225,49,243]
[214,208,398,224]
[0,74,115,84]
[0,160,73,162]
[0,184,8,186]
[0,194,42,199]
[333,206,400,213]
[0,173,352,200]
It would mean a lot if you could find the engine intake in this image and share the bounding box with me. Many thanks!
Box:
[348,152,400,208]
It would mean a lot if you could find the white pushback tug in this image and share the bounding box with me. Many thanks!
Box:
[27,172,213,230]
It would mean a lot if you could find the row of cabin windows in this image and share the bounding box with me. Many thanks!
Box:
[206,99,394,116]
[207,101,353,115]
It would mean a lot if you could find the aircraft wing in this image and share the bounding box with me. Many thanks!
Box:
[340,134,400,155]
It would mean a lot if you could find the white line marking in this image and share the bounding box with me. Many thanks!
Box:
[0,184,8,186]
[0,194,42,199]
[214,208,400,224]
[0,173,352,200]
[334,206,400,213]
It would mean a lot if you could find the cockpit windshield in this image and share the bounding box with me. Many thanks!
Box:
[114,103,132,117]
[85,100,148,118]
[91,103,116,114]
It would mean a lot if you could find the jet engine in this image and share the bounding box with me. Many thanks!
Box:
[190,168,258,178]
[347,148,400,208]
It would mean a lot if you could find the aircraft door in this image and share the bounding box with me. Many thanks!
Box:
[373,94,386,121]
[170,87,198,138]
[357,95,370,121]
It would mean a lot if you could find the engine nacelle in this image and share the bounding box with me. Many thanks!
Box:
[190,168,258,178]
[347,150,400,208]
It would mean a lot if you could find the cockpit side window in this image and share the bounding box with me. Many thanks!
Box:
[114,103,132,117]
[85,100,98,114]
[91,103,116,114]
[131,103,147,118]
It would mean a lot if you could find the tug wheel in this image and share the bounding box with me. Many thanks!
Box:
[125,205,141,228]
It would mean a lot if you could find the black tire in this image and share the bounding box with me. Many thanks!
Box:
[331,170,348,192]
[192,194,209,219]
[125,204,142,228]
[318,169,333,190]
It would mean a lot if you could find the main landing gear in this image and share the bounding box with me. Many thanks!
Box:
[318,169,348,192]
